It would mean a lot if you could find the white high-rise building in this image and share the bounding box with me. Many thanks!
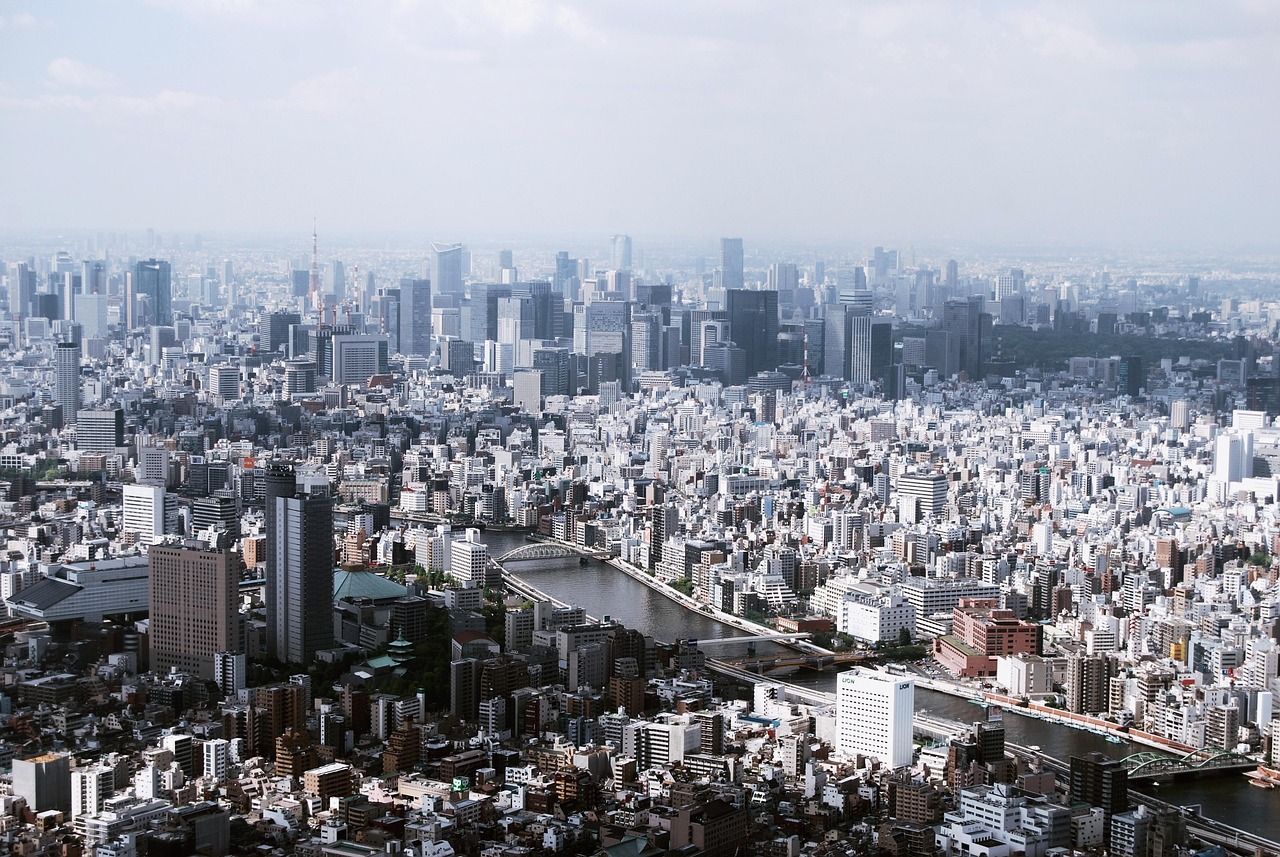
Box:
[71,764,115,819]
[122,484,165,546]
[450,528,494,588]
[55,341,81,421]
[836,667,914,768]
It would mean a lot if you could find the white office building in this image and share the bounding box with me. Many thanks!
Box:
[836,667,914,768]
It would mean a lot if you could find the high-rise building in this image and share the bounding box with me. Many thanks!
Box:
[149,543,240,679]
[122,483,166,545]
[941,296,990,379]
[897,472,949,521]
[726,288,778,377]
[431,243,464,296]
[76,407,124,453]
[1069,753,1128,832]
[13,753,71,813]
[612,235,633,272]
[720,238,744,290]
[71,764,115,820]
[259,311,301,354]
[269,487,334,664]
[133,259,172,327]
[55,340,81,422]
[398,278,432,356]
[329,334,388,384]
[836,668,914,768]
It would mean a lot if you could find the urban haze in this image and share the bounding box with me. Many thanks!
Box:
[2,3,1280,857]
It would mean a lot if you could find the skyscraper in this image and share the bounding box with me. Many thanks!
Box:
[726,288,778,377]
[431,243,464,297]
[55,340,81,422]
[149,543,240,679]
[133,259,172,327]
[398,277,431,356]
[836,668,914,768]
[720,238,744,290]
[612,235,633,272]
[942,296,991,378]
[270,487,335,664]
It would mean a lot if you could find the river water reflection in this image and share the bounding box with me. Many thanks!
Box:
[482,532,1278,839]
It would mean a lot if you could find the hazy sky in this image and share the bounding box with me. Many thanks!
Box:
[2,1,1278,246]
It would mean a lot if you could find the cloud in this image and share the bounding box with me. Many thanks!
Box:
[47,57,120,90]
[0,11,48,29]
[277,68,363,115]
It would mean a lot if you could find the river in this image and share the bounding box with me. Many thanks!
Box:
[480,532,1279,840]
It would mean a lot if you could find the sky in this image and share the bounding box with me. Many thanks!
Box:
[2,1,1279,247]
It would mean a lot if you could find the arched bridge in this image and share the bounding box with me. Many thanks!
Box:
[1121,749,1257,780]
[497,543,609,563]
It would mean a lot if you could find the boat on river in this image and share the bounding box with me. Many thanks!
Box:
[1246,766,1280,789]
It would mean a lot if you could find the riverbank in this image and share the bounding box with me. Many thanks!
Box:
[912,673,1222,757]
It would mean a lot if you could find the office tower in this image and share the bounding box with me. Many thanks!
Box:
[76,407,124,453]
[529,280,565,339]
[849,315,873,382]
[10,262,37,319]
[208,362,241,400]
[554,251,577,296]
[631,311,663,373]
[612,234,633,272]
[574,300,630,362]
[149,543,239,679]
[823,305,853,380]
[897,472,948,521]
[945,259,958,290]
[329,334,388,384]
[942,296,990,378]
[270,487,335,664]
[283,358,317,397]
[122,483,166,545]
[326,259,346,301]
[440,339,475,374]
[497,295,535,345]
[450,528,496,587]
[726,288,778,377]
[870,321,893,380]
[192,493,241,541]
[1069,753,1128,831]
[12,753,72,813]
[1118,355,1144,397]
[836,668,914,768]
[55,340,81,422]
[720,237,744,290]
[514,370,543,413]
[214,651,246,699]
[766,262,799,293]
[464,283,511,345]
[259,311,301,354]
[1170,399,1190,431]
[431,242,464,296]
[133,259,172,327]
[398,278,431,356]
[533,347,572,397]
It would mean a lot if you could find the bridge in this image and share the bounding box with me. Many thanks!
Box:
[682,633,814,648]
[1006,742,1278,856]
[496,543,608,563]
[1119,749,1257,780]
[720,650,875,674]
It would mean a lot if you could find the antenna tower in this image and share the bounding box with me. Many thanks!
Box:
[309,219,321,322]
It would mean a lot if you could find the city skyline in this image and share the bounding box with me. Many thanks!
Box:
[2,2,1278,246]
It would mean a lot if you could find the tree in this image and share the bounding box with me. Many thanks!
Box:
[897,627,913,647]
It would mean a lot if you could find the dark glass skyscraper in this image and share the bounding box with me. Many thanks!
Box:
[726,288,778,377]
[133,259,172,327]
